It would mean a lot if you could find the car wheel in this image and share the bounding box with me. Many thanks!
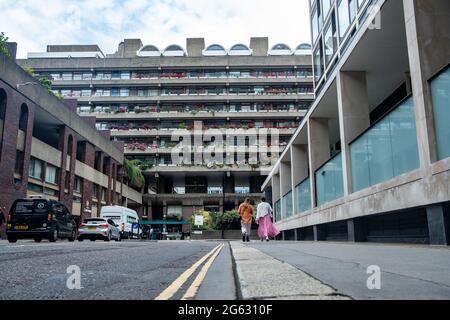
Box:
[68,230,77,242]
[34,238,42,243]
[90,239,96,242]
[78,238,84,242]
[8,237,17,243]
[49,229,58,243]
[105,231,111,242]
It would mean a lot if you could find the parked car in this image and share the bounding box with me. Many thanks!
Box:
[78,218,121,242]
[100,206,139,239]
[6,197,77,243]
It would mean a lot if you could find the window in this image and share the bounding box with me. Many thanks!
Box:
[235,186,250,194]
[315,153,344,206]
[28,158,42,180]
[111,88,120,97]
[208,186,223,194]
[338,0,351,40]
[81,89,91,97]
[313,40,324,83]
[45,165,58,185]
[430,66,450,160]
[312,5,320,44]
[121,72,131,80]
[74,176,82,193]
[73,73,82,80]
[120,88,129,97]
[296,177,311,214]
[62,73,72,81]
[322,0,332,18]
[324,12,337,66]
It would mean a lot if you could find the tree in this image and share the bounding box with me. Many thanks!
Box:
[0,32,10,58]
[123,159,145,191]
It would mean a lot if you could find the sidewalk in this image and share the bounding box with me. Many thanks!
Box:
[230,242,350,300]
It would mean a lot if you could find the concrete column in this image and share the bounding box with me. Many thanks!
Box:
[337,71,371,196]
[291,144,309,214]
[250,37,269,56]
[308,118,330,208]
[80,141,95,219]
[403,0,450,168]
[347,219,366,242]
[313,225,326,241]
[186,38,205,57]
[426,205,449,245]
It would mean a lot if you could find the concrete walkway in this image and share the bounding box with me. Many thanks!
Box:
[239,241,450,300]
[230,242,350,300]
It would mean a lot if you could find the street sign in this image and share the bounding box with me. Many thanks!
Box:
[194,215,204,226]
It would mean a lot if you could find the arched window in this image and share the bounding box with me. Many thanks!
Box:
[203,44,227,56]
[137,45,161,57]
[269,43,293,56]
[229,44,252,56]
[163,45,185,57]
[0,89,7,161]
[295,43,312,55]
[15,104,29,179]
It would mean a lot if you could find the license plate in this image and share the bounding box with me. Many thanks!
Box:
[15,225,29,230]
[88,227,97,230]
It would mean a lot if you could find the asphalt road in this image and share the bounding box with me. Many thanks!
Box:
[0,239,236,300]
[247,241,450,300]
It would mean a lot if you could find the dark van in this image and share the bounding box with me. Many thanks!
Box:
[6,198,78,243]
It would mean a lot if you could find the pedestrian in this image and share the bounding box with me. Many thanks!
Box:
[238,198,254,242]
[149,227,154,240]
[0,208,6,240]
[256,197,280,242]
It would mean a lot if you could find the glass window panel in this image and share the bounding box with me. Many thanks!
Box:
[431,67,450,160]
[367,118,394,186]
[283,191,293,218]
[338,0,350,39]
[296,177,311,214]
[350,134,370,191]
[315,153,344,206]
[389,97,420,176]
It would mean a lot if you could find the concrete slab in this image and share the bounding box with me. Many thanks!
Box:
[230,242,348,300]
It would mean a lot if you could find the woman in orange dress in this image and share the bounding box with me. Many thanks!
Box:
[238,198,254,242]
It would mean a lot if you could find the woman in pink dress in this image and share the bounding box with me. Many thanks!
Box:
[256,197,280,241]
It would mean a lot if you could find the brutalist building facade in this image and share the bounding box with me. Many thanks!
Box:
[19,37,314,229]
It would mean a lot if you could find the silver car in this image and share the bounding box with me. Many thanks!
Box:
[78,218,121,242]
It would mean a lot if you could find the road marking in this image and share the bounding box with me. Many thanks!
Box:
[154,244,223,300]
[182,243,224,300]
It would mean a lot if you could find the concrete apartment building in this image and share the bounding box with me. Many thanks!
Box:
[0,48,142,224]
[263,0,450,245]
[18,37,314,227]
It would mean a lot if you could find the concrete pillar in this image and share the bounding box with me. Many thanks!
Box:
[313,225,326,241]
[403,0,450,169]
[337,71,371,196]
[80,141,95,219]
[308,118,330,208]
[291,144,309,214]
[426,205,449,245]
[347,219,366,242]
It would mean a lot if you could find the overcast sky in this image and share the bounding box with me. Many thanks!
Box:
[0,0,311,58]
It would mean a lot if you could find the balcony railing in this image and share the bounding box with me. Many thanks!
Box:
[295,177,311,214]
[349,96,419,192]
[315,153,344,207]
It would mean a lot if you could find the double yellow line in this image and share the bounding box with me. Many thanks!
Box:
[155,243,224,300]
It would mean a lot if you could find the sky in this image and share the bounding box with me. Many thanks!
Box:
[0,0,311,59]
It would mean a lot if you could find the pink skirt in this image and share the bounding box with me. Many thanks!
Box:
[258,215,280,239]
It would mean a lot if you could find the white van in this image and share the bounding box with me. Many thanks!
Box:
[100,206,139,239]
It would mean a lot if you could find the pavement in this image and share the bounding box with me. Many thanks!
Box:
[1,239,450,300]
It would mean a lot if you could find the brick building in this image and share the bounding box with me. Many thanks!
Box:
[0,47,142,225]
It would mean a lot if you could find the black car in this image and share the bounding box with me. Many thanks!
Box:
[6,198,78,243]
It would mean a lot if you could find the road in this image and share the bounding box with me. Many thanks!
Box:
[0,240,236,300]
[1,239,450,300]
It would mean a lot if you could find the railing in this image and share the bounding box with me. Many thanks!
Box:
[295,177,311,214]
[315,153,344,207]
[349,96,419,192]
[274,200,281,222]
